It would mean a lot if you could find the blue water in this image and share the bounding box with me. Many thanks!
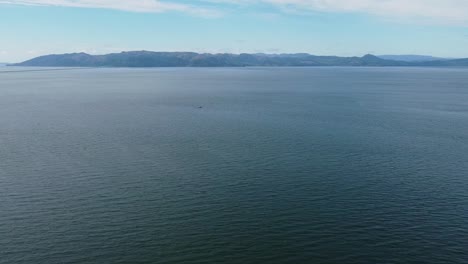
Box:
[1,67,467,263]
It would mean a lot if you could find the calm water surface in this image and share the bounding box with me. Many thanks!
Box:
[1,67,468,263]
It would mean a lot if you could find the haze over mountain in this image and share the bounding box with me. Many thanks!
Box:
[377,55,450,62]
[9,51,468,67]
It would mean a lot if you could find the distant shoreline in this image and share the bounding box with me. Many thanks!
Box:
[4,66,468,71]
[0,67,93,73]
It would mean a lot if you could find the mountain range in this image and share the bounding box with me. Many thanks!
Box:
[8,51,468,67]
[377,55,449,62]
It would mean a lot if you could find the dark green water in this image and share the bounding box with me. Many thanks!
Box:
[1,67,467,264]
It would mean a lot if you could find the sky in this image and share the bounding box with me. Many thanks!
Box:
[1,0,468,62]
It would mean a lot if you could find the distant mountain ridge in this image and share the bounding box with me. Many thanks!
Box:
[9,51,468,67]
[377,55,449,62]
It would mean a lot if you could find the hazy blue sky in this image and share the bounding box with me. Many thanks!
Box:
[1,0,468,62]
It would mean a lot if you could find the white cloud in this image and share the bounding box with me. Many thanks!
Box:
[0,0,221,17]
[2,0,468,24]
[209,0,468,24]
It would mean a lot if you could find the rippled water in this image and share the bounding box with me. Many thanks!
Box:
[1,67,468,264]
